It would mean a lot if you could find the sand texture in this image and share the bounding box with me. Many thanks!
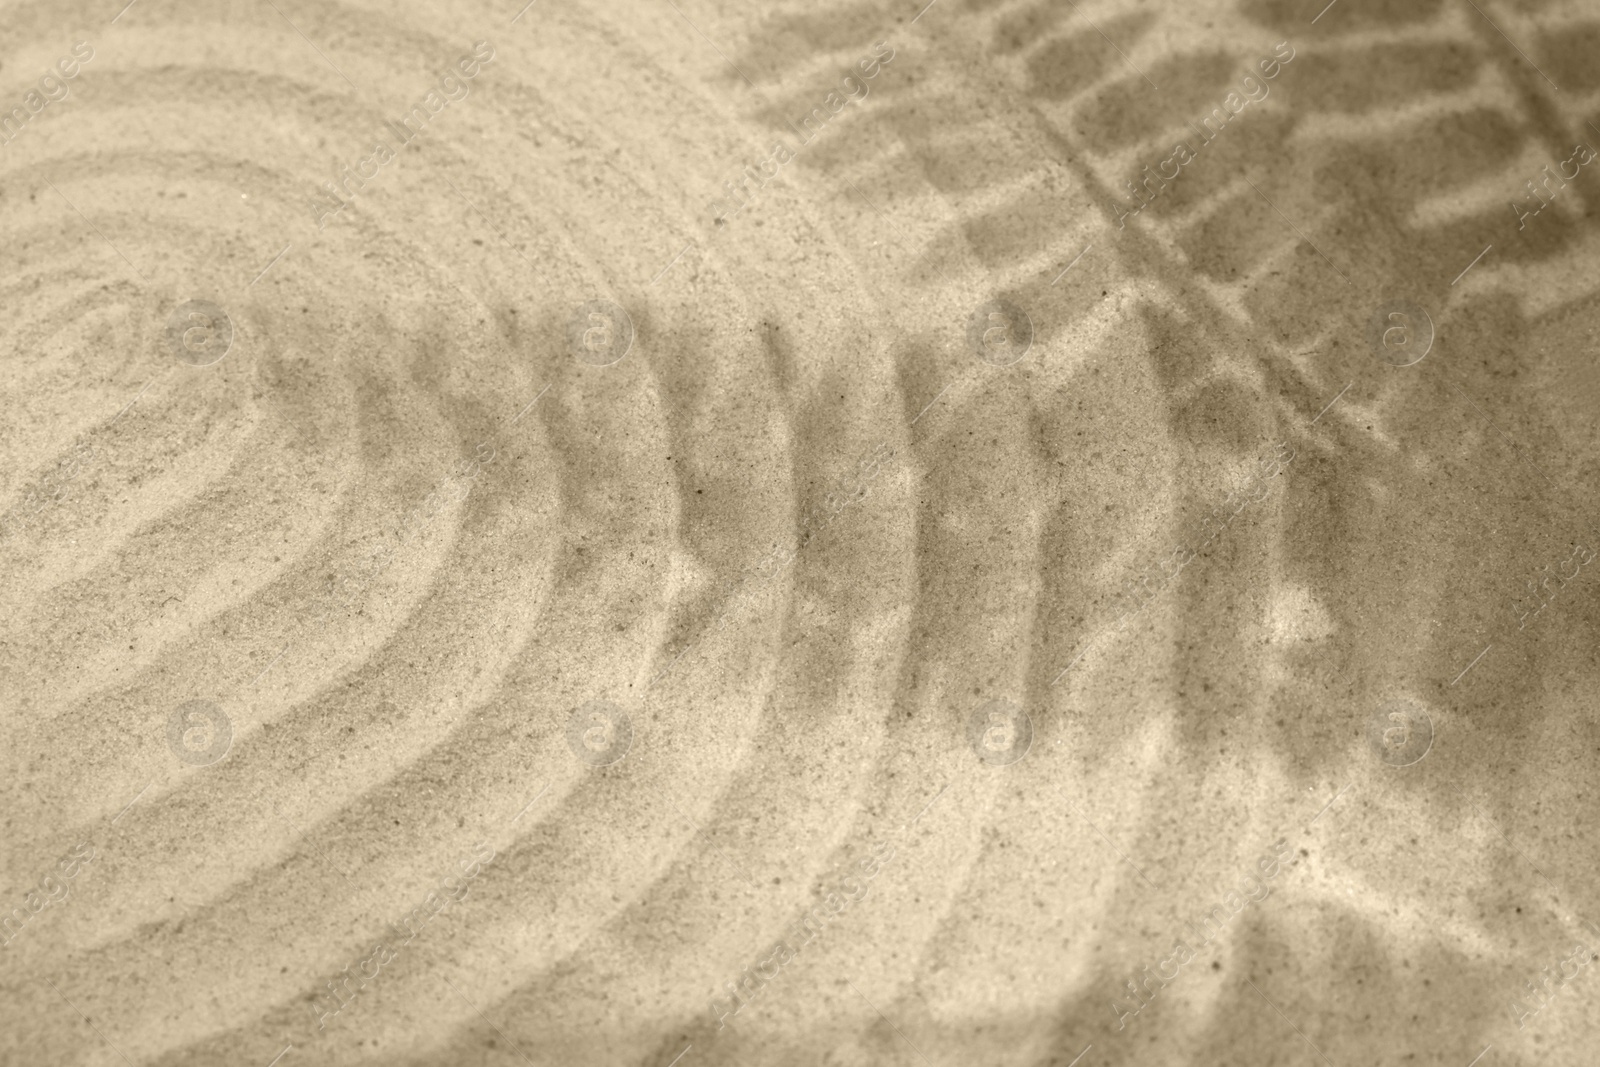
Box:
[3,0,1600,1064]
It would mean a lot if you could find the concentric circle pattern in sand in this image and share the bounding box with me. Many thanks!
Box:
[3,1,1600,1065]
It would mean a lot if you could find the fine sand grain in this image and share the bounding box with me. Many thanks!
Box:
[3,1,1599,1065]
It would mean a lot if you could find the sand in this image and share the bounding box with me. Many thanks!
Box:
[2,0,1599,1064]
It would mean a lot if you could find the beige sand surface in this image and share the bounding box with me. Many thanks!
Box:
[2,0,1599,1064]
